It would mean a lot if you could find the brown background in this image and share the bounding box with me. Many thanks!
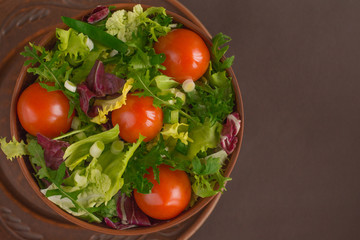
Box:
[1,0,360,239]
[185,0,360,239]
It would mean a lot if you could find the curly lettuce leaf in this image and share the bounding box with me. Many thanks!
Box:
[91,78,133,124]
[62,157,112,207]
[106,4,171,43]
[56,28,90,66]
[161,123,193,145]
[191,156,231,198]
[0,137,27,161]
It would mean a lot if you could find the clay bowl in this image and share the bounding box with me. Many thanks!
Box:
[9,3,244,236]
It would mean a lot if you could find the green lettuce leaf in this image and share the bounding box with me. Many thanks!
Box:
[187,120,222,159]
[0,137,28,161]
[56,28,90,66]
[154,75,179,90]
[106,4,171,43]
[98,134,145,201]
[191,157,231,198]
[64,125,120,170]
[62,135,145,207]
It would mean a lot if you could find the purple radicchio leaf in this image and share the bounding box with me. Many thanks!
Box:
[104,218,137,230]
[36,133,70,170]
[220,112,241,155]
[117,193,151,227]
[83,6,110,24]
[101,117,114,131]
[77,83,97,117]
[86,60,125,96]
[77,61,125,117]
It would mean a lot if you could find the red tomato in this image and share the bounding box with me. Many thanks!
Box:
[134,164,191,220]
[111,94,163,143]
[154,28,210,83]
[17,82,73,138]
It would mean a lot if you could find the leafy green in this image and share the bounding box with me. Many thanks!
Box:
[93,197,117,218]
[211,33,234,72]
[191,157,231,198]
[56,28,90,66]
[62,157,112,207]
[27,139,50,179]
[64,125,120,170]
[154,75,179,90]
[49,135,143,218]
[106,5,171,43]
[121,136,168,195]
[61,16,127,54]
[98,134,145,200]
[22,45,70,87]
[0,137,27,161]
[192,172,231,198]
[161,123,193,145]
[187,120,222,159]
[71,43,107,84]
[186,81,234,124]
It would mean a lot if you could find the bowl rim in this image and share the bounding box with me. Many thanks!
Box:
[9,3,244,236]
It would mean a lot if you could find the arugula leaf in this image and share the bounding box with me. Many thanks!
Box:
[27,139,50,179]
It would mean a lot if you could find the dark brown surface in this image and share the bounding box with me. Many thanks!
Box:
[1,0,360,239]
[186,0,360,239]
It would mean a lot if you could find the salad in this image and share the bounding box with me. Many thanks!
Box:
[0,5,241,229]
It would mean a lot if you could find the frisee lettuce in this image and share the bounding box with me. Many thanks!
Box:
[56,28,90,66]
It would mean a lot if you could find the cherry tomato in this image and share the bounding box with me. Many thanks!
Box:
[134,164,191,220]
[17,82,74,138]
[111,94,163,143]
[154,28,210,83]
